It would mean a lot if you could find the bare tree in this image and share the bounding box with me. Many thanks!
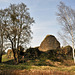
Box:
[3,3,34,63]
[58,32,69,46]
[0,9,8,63]
[57,2,75,60]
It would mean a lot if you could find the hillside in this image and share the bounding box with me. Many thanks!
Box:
[0,54,75,75]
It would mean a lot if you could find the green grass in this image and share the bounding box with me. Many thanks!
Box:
[0,63,75,73]
[0,54,75,74]
[0,63,31,70]
[0,54,31,70]
[2,54,13,62]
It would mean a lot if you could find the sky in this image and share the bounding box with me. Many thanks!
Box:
[0,0,75,47]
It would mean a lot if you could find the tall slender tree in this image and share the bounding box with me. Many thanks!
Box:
[57,2,75,61]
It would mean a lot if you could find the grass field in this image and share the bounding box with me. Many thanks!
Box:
[0,54,75,75]
[2,54,12,62]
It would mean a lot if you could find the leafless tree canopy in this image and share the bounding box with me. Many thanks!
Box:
[57,1,75,59]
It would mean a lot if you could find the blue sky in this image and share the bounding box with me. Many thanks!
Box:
[0,0,75,47]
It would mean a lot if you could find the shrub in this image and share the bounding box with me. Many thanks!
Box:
[24,47,41,60]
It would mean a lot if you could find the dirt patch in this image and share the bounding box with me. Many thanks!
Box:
[0,69,72,75]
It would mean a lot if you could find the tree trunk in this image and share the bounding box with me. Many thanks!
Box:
[71,33,75,63]
[72,36,74,59]
[12,48,19,64]
[0,34,3,63]
[0,55,2,63]
[12,49,17,63]
[16,53,19,64]
[72,47,74,59]
[10,40,17,64]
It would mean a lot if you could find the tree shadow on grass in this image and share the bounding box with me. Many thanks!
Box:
[3,59,15,65]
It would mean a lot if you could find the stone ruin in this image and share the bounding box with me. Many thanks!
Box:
[39,35,60,52]
[7,49,14,58]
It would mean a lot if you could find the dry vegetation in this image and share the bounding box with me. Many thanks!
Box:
[0,69,72,75]
[0,65,75,75]
[0,57,75,75]
[1,47,75,75]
